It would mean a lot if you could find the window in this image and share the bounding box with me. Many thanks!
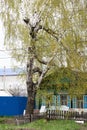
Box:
[72,96,83,108]
[77,96,83,108]
[60,95,67,105]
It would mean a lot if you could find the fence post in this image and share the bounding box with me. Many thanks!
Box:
[46,110,51,120]
[30,114,32,122]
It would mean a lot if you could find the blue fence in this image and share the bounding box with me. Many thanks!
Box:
[0,96,27,116]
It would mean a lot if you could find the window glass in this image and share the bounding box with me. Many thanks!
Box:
[60,95,67,105]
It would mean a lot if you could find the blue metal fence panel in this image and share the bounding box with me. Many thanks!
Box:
[0,96,27,116]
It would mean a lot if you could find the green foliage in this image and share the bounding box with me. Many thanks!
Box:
[0,0,86,68]
[0,0,87,96]
[40,67,87,95]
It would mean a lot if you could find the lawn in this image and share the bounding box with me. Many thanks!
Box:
[0,117,87,130]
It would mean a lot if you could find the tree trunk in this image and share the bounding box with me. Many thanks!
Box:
[26,88,35,114]
[25,52,35,114]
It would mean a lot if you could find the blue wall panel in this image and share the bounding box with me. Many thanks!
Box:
[83,95,87,108]
[0,96,27,116]
[67,96,71,108]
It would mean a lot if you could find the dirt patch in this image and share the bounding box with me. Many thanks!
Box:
[0,117,15,124]
[3,118,41,130]
[4,118,15,124]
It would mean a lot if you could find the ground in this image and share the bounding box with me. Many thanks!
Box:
[1,117,87,130]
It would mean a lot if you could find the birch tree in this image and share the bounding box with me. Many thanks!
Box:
[0,0,87,114]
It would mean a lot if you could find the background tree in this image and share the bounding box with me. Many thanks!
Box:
[0,0,87,114]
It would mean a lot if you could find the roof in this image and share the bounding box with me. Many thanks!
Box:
[0,68,23,76]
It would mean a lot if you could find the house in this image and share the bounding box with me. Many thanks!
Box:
[0,67,27,116]
[35,92,87,113]
[35,68,87,112]
[0,67,27,96]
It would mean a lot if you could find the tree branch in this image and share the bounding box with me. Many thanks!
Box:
[37,66,49,87]
[42,26,69,51]
[42,26,59,41]
[33,67,42,75]
[34,54,48,65]
[24,16,69,51]
[37,48,58,87]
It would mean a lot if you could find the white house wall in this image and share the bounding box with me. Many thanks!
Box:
[0,75,26,91]
[0,68,27,96]
[0,76,4,89]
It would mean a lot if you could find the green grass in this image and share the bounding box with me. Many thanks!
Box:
[0,117,86,130]
[20,119,80,130]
